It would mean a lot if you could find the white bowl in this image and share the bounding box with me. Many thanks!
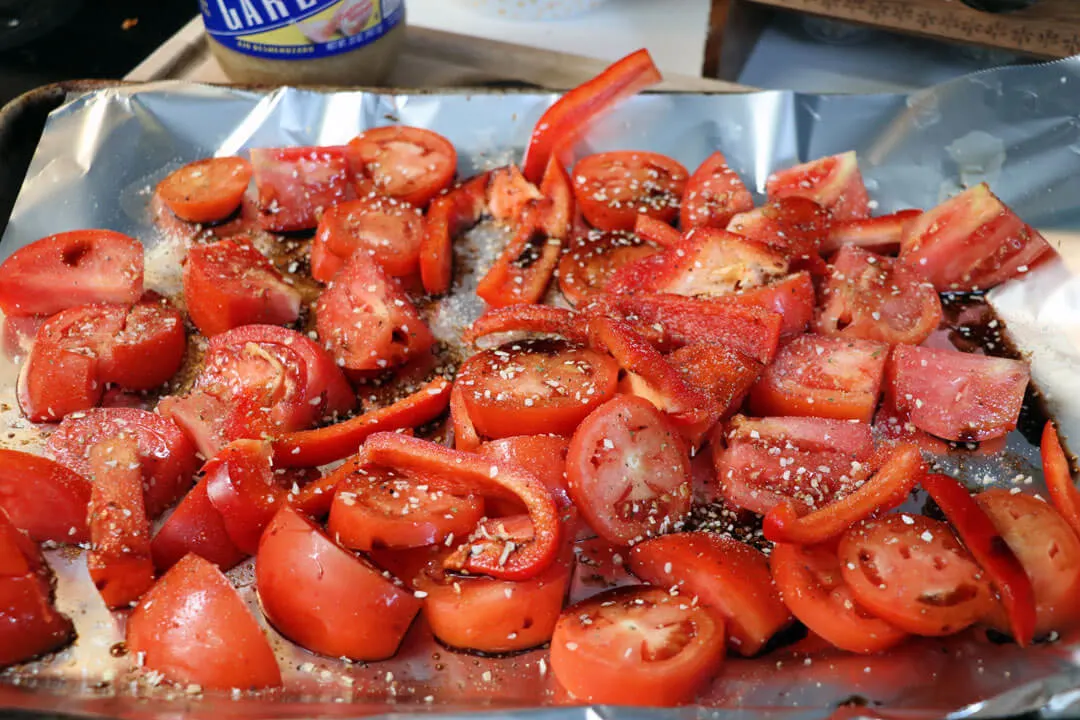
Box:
[451,0,611,21]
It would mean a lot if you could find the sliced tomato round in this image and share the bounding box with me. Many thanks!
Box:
[572,151,689,232]
[769,542,907,654]
[838,514,995,636]
[0,229,143,317]
[346,126,457,208]
[748,333,888,423]
[157,157,253,224]
[566,394,692,545]
[627,531,791,656]
[0,449,92,544]
[886,344,1029,442]
[976,489,1080,636]
[127,553,281,690]
[680,151,754,230]
[250,145,350,232]
[477,434,571,513]
[557,231,660,306]
[150,479,246,572]
[551,585,726,706]
[256,505,421,660]
[327,465,484,550]
[765,151,869,222]
[183,239,301,337]
[816,246,943,345]
[315,250,433,373]
[313,196,426,281]
[456,338,619,439]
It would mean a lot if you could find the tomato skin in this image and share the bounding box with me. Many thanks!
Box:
[770,543,907,654]
[976,489,1080,636]
[150,479,246,572]
[157,157,253,224]
[680,151,754,230]
[749,333,888,423]
[551,585,726,706]
[628,532,791,656]
[256,506,421,660]
[346,126,457,208]
[558,231,660,306]
[839,515,995,636]
[128,553,281,690]
[457,338,619,440]
[886,344,1029,442]
[664,343,763,446]
[313,196,426,281]
[183,239,301,336]
[316,250,433,373]
[250,145,350,232]
[478,435,571,513]
[766,151,870,222]
[0,449,92,544]
[0,229,143,317]
[86,437,155,609]
[573,151,689,232]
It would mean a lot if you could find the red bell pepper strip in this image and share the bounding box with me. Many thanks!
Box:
[290,455,361,519]
[450,382,481,452]
[204,439,282,555]
[634,214,683,249]
[358,432,560,581]
[1041,420,1080,541]
[476,200,563,308]
[521,49,663,183]
[920,472,1036,647]
[420,173,490,295]
[462,304,587,345]
[763,444,923,545]
[271,377,452,467]
[539,156,574,239]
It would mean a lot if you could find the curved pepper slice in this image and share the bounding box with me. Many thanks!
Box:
[920,472,1036,647]
[463,304,587,345]
[420,173,490,295]
[476,201,563,308]
[763,444,923,545]
[634,214,683,249]
[272,377,452,468]
[1042,420,1080,542]
[358,433,560,581]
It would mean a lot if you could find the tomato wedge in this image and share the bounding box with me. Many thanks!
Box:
[86,437,155,609]
[551,585,725,706]
[0,449,92,543]
[250,146,350,232]
[770,543,907,654]
[420,172,490,295]
[17,341,100,423]
[766,151,870,222]
[150,479,246,572]
[346,126,457,208]
[680,151,754,230]
[567,394,692,545]
[748,333,888,423]
[257,505,422,661]
[920,474,1036,646]
[839,515,995,636]
[1040,421,1080,541]
[726,197,832,262]
[558,230,660,306]
[572,151,689,232]
[821,209,922,256]
[358,433,560,581]
[182,239,301,336]
[522,48,662,183]
[726,272,816,339]
[157,157,253,224]
[628,532,791,656]
[127,553,281,690]
[0,229,143,317]
[203,439,283,555]
[816,245,943,346]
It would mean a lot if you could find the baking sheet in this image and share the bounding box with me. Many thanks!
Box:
[4,58,1080,719]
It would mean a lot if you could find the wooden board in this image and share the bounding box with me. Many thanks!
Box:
[740,0,1080,58]
[126,17,751,93]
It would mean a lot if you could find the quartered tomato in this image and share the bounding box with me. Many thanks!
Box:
[821,209,922,256]
[99,300,187,390]
[127,553,282,690]
[680,151,753,230]
[0,449,92,543]
[838,514,995,636]
[899,183,1049,292]
[726,197,832,262]
[86,437,155,609]
[17,341,100,423]
[346,126,457,208]
[748,333,888,423]
[182,239,301,336]
[203,439,285,555]
[976,489,1080,636]
[886,344,1029,442]
[250,146,350,232]
[566,394,692,545]
[628,532,791,656]
[769,542,907,654]
[572,151,689,232]
[150,479,246,572]
[723,272,816,338]
[456,338,619,440]
[0,229,143,317]
[312,196,425,281]
[477,434,572,513]
[327,465,484,550]
[315,249,433,373]
[766,151,870,222]
[558,230,660,305]
[257,505,422,661]
[550,585,726,706]
[816,245,943,346]
[157,157,253,224]
[713,415,875,516]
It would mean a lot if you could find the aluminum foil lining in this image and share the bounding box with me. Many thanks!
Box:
[4,56,1080,719]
